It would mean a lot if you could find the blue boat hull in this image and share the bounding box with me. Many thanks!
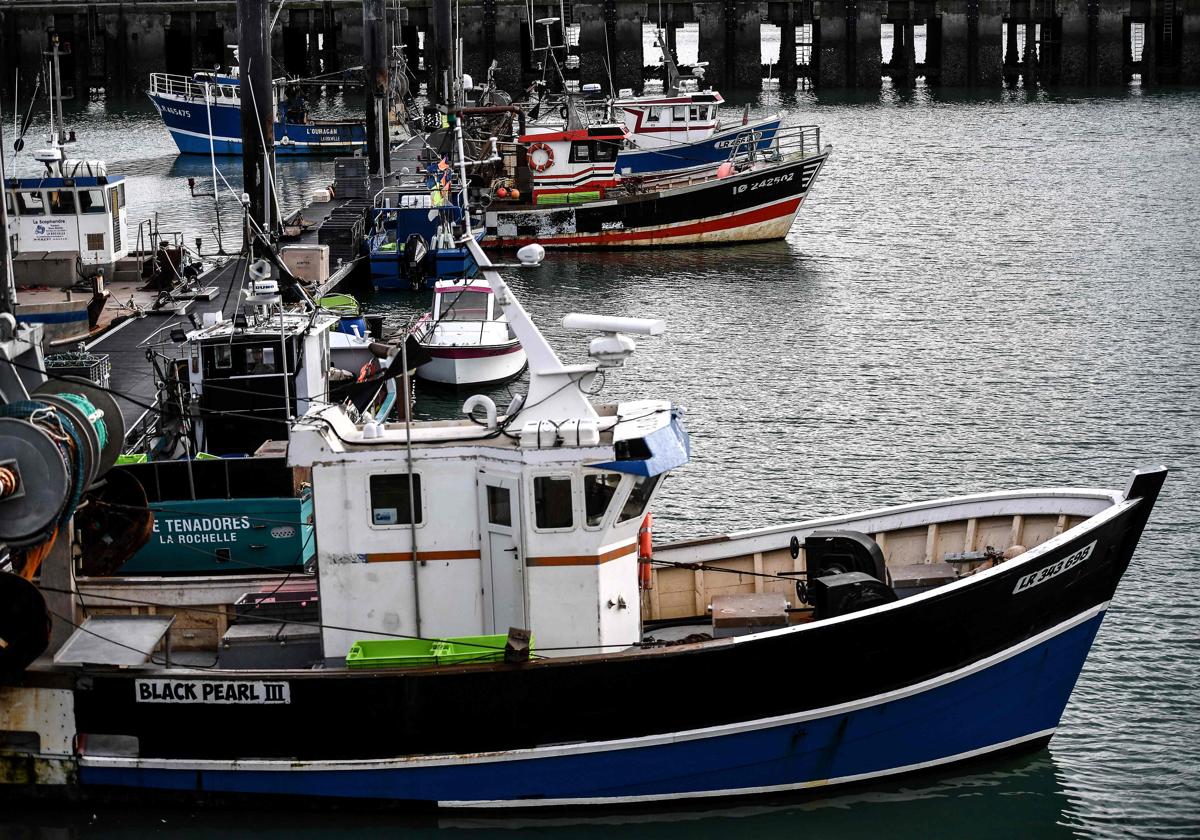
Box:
[148,93,366,156]
[368,203,480,289]
[76,606,1102,806]
[616,117,783,177]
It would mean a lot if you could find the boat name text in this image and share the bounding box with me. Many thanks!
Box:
[714,131,763,150]
[1012,541,1095,594]
[732,172,795,194]
[151,514,251,545]
[135,679,291,704]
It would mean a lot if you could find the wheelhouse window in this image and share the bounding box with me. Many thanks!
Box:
[16,191,45,215]
[689,105,705,121]
[370,474,423,526]
[534,475,574,530]
[47,189,76,214]
[618,474,661,523]
[584,473,622,527]
[79,189,106,214]
[645,107,661,123]
[214,345,233,369]
[593,142,618,163]
[115,184,126,209]
[244,346,277,374]
[572,142,591,162]
[438,291,489,321]
[673,106,687,121]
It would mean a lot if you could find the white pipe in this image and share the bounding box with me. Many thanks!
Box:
[462,393,497,429]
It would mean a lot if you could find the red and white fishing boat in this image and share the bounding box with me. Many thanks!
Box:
[411,277,527,387]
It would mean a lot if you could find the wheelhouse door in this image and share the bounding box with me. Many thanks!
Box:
[478,472,526,634]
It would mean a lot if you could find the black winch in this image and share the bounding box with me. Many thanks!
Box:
[802,529,898,620]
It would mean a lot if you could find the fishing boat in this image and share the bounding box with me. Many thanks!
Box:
[366,179,479,290]
[0,237,1166,808]
[477,114,829,248]
[410,276,526,387]
[609,30,783,178]
[148,71,366,156]
[4,33,124,339]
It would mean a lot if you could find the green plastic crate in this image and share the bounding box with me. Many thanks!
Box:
[345,634,528,668]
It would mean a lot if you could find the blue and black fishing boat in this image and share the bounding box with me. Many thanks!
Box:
[148,72,366,156]
[0,237,1167,809]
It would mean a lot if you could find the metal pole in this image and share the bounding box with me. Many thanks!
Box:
[400,337,421,635]
[238,0,276,250]
[0,89,15,316]
[363,0,391,175]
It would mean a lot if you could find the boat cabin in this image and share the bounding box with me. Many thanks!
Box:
[518,124,628,202]
[289,251,689,657]
[612,92,724,150]
[3,172,128,285]
[185,309,343,456]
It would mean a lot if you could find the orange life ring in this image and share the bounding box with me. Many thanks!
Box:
[638,513,654,590]
[528,142,554,173]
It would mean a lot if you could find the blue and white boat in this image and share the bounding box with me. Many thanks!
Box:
[367,179,480,290]
[148,72,366,156]
[615,114,784,178]
[0,236,1167,810]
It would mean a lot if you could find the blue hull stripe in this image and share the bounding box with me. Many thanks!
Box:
[617,117,784,176]
[77,606,1105,807]
[149,93,366,156]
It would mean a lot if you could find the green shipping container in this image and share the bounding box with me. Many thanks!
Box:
[117,492,315,576]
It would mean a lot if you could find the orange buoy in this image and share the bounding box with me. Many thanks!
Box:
[528,141,555,173]
[509,188,520,200]
[638,513,654,589]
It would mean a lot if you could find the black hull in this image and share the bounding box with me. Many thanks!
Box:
[63,472,1164,765]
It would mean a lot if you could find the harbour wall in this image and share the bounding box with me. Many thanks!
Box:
[0,0,1197,96]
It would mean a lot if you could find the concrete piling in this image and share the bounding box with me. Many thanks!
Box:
[1,0,1198,98]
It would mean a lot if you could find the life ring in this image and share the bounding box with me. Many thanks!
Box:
[638,513,654,590]
[528,142,554,173]
[357,360,379,383]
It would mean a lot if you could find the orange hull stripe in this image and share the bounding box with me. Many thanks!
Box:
[527,543,637,567]
[367,549,481,563]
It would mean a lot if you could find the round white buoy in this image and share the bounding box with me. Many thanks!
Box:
[517,243,545,267]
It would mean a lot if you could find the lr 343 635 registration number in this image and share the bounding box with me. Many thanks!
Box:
[1012,541,1095,594]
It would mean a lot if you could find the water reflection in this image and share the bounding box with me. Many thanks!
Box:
[0,753,1077,839]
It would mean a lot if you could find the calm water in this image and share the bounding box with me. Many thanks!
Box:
[4,81,1199,837]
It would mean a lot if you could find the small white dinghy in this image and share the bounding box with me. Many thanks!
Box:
[412,276,527,387]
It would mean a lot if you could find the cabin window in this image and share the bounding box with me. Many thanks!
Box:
[438,291,489,321]
[16,191,45,216]
[584,473,622,528]
[223,85,236,99]
[673,106,687,121]
[47,190,76,214]
[214,345,233,369]
[593,142,617,163]
[79,189,106,214]
[115,184,126,209]
[4,193,13,216]
[533,475,574,530]
[487,485,512,526]
[689,105,704,121]
[645,107,661,123]
[244,346,277,374]
[572,142,591,162]
[618,474,661,523]
[86,233,105,251]
[369,473,423,526]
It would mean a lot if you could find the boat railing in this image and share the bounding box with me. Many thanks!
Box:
[755,125,823,162]
[149,72,238,104]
